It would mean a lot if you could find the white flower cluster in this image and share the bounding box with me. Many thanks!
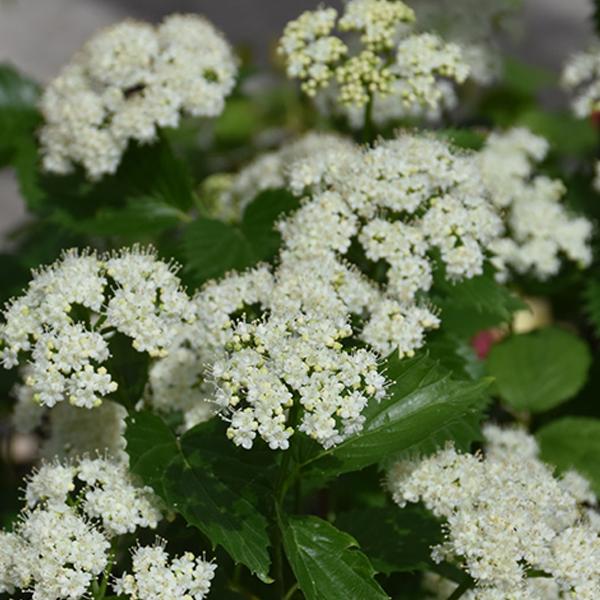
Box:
[0,457,161,599]
[285,133,503,289]
[562,46,600,118]
[278,0,469,111]
[214,132,355,222]
[39,14,237,179]
[212,253,387,450]
[479,128,593,280]
[413,0,521,86]
[145,265,274,431]
[388,425,600,599]
[278,8,348,98]
[0,247,195,409]
[115,542,216,600]
[200,131,509,450]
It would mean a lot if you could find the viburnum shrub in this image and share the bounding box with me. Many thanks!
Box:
[2,2,600,599]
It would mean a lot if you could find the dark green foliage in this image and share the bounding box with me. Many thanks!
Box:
[300,353,491,479]
[183,188,299,285]
[335,506,442,575]
[126,413,274,581]
[486,327,591,413]
[537,417,600,496]
[280,514,389,600]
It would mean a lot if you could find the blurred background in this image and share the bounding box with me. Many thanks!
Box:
[0,0,595,242]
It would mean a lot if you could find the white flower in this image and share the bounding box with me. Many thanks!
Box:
[413,0,520,87]
[0,247,195,410]
[215,132,355,222]
[114,542,217,600]
[339,0,415,51]
[479,128,593,280]
[562,46,600,117]
[0,455,164,598]
[278,0,469,110]
[39,14,237,179]
[77,457,161,536]
[388,425,600,597]
[211,254,387,450]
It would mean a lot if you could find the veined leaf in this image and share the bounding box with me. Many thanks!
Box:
[53,196,188,237]
[537,417,600,496]
[335,506,442,575]
[486,327,591,413]
[125,413,273,581]
[302,353,491,477]
[434,269,526,338]
[280,514,389,600]
[125,411,179,492]
[183,188,299,285]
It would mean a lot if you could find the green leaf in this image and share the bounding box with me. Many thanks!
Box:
[53,196,188,237]
[183,189,299,285]
[426,331,486,381]
[0,64,40,160]
[125,411,179,491]
[335,506,442,575]
[435,270,526,338]
[126,414,273,581]
[302,353,491,477]
[280,514,389,600]
[242,189,299,258]
[486,327,591,413]
[105,333,150,410]
[436,129,485,150]
[537,417,600,496]
[583,279,600,339]
[213,97,262,145]
[515,109,597,156]
[502,57,556,97]
[183,217,256,282]
[595,0,600,36]
[119,140,195,211]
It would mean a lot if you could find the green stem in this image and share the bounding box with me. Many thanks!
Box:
[283,582,299,600]
[94,550,115,600]
[272,401,301,598]
[446,580,474,600]
[362,94,375,145]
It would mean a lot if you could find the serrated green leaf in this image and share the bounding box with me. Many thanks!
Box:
[302,353,491,477]
[583,279,600,339]
[104,333,150,410]
[537,417,600,496]
[119,140,195,211]
[335,506,442,575]
[241,189,299,258]
[486,327,591,413]
[280,514,389,600]
[183,189,299,285]
[183,217,256,282]
[426,330,486,381]
[53,196,188,237]
[435,270,526,338]
[125,411,179,492]
[126,414,273,580]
